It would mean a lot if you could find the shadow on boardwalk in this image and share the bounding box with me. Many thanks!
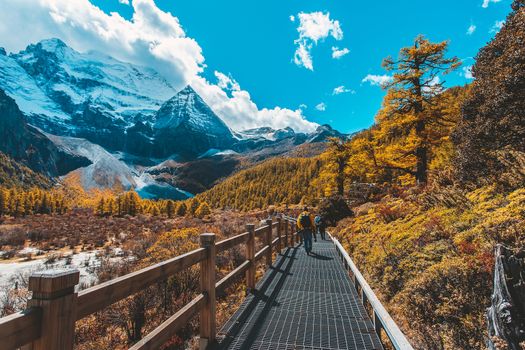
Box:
[216,246,298,349]
[216,240,383,350]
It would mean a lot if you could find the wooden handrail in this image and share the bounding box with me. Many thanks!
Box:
[0,216,286,350]
[216,231,249,253]
[129,294,206,350]
[254,225,269,237]
[254,245,269,261]
[0,307,42,349]
[77,248,207,320]
[216,260,251,293]
[331,234,414,350]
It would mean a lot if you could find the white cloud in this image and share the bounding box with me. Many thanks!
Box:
[0,0,318,133]
[422,76,442,93]
[467,24,476,35]
[490,20,505,33]
[214,71,240,91]
[118,0,130,5]
[315,102,326,111]
[331,46,349,59]
[299,104,307,109]
[362,74,393,87]
[462,66,473,79]
[332,85,354,95]
[293,41,313,70]
[482,0,502,8]
[289,15,295,22]
[292,11,344,70]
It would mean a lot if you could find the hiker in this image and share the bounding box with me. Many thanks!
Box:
[297,207,315,255]
[315,214,326,240]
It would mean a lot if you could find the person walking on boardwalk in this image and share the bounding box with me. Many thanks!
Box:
[297,207,315,255]
[314,214,327,240]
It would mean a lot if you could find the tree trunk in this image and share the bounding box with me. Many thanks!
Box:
[487,244,525,350]
[415,117,428,184]
[337,159,345,196]
[415,145,428,184]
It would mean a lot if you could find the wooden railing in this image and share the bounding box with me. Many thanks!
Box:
[0,215,301,350]
[331,233,414,350]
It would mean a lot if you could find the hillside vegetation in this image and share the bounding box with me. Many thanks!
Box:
[197,157,323,211]
[0,152,51,189]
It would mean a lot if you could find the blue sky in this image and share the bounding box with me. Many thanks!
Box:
[0,0,513,133]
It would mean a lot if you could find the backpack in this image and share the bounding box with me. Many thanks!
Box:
[314,216,322,226]
[299,213,311,228]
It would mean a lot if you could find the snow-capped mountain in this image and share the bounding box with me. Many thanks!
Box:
[152,86,234,158]
[235,127,296,142]
[0,38,346,199]
[2,38,177,151]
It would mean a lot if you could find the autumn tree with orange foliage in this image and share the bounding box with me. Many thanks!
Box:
[376,36,460,184]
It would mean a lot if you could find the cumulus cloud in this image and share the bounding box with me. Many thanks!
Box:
[490,20,505,33]
[467,24,476,35]
[293,41,314,70]
[292,11,344,70]
[289,15,295,22]
[191,75,318,131]
[331,46,349,59]
[362,74,392,87]
[462,66,474,79]
[0,0,318,132]
[118,0,130,5]
[332,85,354,95]
[315,102,326,111]
[299,104,307,110]
[482,0,502,8]
[214,71,240,91]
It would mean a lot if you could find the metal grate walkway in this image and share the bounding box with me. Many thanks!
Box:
[216,238,383,350]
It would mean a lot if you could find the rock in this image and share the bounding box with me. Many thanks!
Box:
[487,244,525,350]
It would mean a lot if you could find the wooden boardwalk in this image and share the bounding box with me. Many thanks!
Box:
[216,239,383,350]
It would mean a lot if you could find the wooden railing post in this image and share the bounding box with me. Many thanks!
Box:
[245,224,256,292]
[27,269,79,350]
[265,219,272,266]
[199,233,216,350]
[284,218,289,247]
[276,215,282,253]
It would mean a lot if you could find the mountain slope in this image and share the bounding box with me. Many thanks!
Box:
[197,157,323,210]
[0,152,52,189]
[0,88,90,177]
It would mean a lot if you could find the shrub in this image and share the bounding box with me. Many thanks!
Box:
[318,195,353,226]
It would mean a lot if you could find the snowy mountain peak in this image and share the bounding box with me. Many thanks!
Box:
[178,85,198,95]
[151,85,234,158]
[35,38,68,53]
[18,38,73,63]
[155,85,230,133]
